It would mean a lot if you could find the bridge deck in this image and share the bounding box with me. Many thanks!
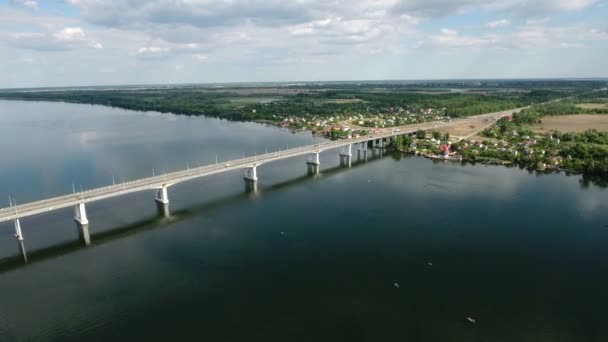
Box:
[0,109,521,223]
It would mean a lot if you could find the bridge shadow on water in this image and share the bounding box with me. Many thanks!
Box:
[0,150,388,274]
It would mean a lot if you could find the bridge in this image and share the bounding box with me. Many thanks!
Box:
[0,107,523,261]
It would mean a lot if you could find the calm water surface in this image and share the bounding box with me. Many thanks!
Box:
[0,100,607,341]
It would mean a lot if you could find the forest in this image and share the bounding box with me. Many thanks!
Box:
[0,80,596,123]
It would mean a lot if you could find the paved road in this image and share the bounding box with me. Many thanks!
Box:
[0,107,525,223]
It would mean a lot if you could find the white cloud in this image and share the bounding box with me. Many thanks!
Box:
[392,0,599,17]
[429,28,488,48]
[559,42,585,48]
[135,46,172,60]
[2,27,102,51]
[423,22,601,51]
[486,19,510,28]
[9,0,38,10]
[53,27,102,49]
[580,29,608,40]
[553,0,598,11]
[137,47,170,54]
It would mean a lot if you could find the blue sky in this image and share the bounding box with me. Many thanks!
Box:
[1,0,607,88]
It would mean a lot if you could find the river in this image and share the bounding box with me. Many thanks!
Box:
[0,100,607,341]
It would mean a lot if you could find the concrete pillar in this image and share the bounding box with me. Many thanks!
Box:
[340,155,352,168]
[156,202,170,219]
[14,219,27,262]
[155,185,170,204]
[339,144,352,168]
[74,202,89,225]
[379,138,384,148]
[244,178,258,193]
[244,165,258,181]
[307,163,320,176]
[14,218,23,241]
[77,223,91,246]
[340,144,352,157]
[307,152,320,165]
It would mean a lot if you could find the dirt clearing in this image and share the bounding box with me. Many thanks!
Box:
[531,114,608,133]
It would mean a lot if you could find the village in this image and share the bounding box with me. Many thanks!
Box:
[277,105,452,139]
[276,109,579,172]
[394,113,608,177]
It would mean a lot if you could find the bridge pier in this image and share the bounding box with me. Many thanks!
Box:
[244,165,259,193]
[340,155,352,168]
[156,202,171,219]
[244,165,258,182]
[339,144,352,168]
[378,138,384,148]
[244,178,258,193]
[307,152,320,165]
[306,152,320,175]
[14,219,27,262]
[155,185,170,204]
[76,222,91,246]
[340,144,352,157]
[74,202,89,225]
[307,163,320,176]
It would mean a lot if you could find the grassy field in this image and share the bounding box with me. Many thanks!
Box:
[575,103,608,110]
[317,99,365,104]
[227,97,281,104]
[531,114,608,132]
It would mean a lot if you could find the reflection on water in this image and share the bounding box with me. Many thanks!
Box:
[0,100,607,341]
[0,153,383,271]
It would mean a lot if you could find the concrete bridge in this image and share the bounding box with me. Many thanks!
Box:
[0,108,523,261]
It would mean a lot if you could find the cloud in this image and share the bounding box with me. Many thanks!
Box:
[423,22,601,51]
[53,27,102,49]
[580,29,608,40]
[486,19,510,28]
[427,28,489,48]
[67,0,316,29]
[9,0,38,10]
[559,42,585,48]
[135,46,172,60]
[2,27,102,51]
[391,0,598,17]
[0,0,606,87]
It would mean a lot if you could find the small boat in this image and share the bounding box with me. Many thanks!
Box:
[467,317,477,324]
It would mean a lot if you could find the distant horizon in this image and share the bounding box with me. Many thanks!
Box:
[2,77,608,91]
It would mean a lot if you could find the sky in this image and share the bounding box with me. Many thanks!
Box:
[1,0,607,88]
